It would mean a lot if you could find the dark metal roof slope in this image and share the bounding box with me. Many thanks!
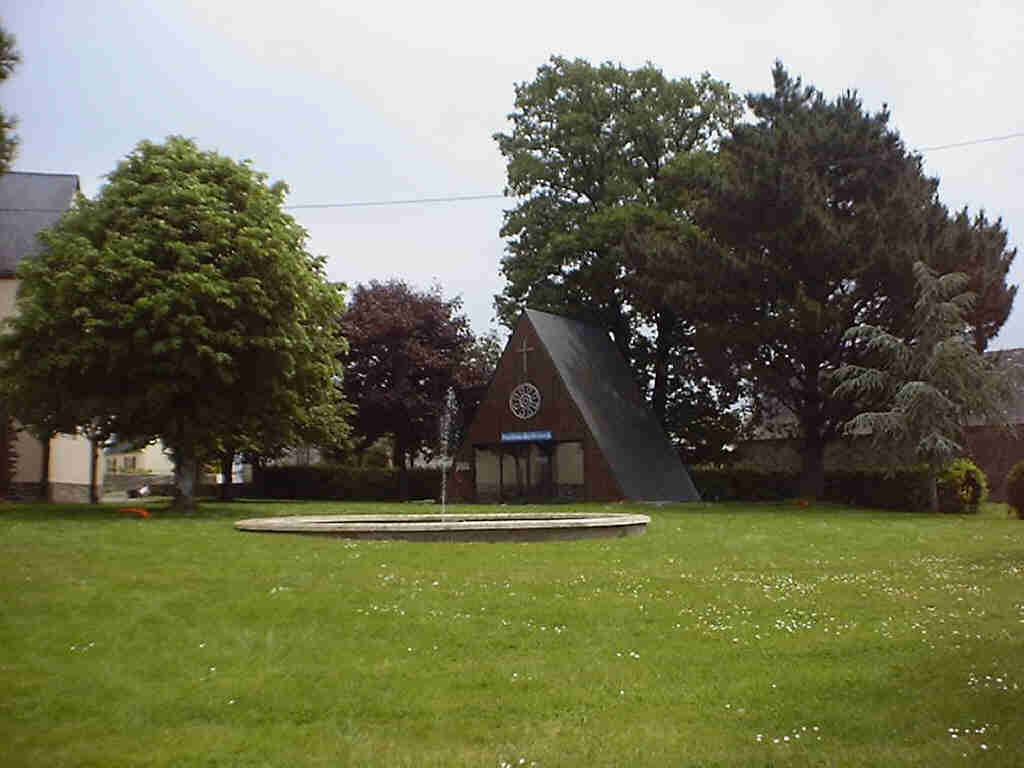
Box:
[526,309,700,502]
[0,172,79,276]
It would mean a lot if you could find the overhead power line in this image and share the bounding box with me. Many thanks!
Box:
[918,132,1024,152]
[284,193,505,210]
[282,131,1024,210]
[2,131,1021,214]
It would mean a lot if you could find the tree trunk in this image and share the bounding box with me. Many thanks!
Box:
[219,452,234,501]
[609,305,633,378]
[89,437,99,504]
[252,457,266,497]
[39,431,53,503]
[926,466,939,513]
[651,311,673,423]
[0,410,10,495]
[172,446,199,513]
[395,435,409,501]
[798,434,825,500]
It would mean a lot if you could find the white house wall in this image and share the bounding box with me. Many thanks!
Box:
[2,278,100,502]
[142,442,175,474]
[51,432,96,486]
[0,279,18,318]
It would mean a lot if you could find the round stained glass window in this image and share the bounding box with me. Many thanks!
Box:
[509,382,542,420]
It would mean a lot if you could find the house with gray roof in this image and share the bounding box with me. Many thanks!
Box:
[0,171,80,276]
[0,171,100,502]
[734,348,1024,500]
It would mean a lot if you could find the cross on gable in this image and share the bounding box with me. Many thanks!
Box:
[519,338,534,376]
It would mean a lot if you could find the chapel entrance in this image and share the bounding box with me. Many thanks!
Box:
[473,439,583,502]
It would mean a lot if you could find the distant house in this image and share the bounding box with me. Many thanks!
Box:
[962,348,1024,499]
[733,349,1024,499]
[105,439,175,476]
[0,171,100,502]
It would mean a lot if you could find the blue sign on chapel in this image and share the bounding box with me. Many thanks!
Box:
[500,430,554,443]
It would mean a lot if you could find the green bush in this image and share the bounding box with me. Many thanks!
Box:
[936,458,988,514]
[823,467,932,511]
[690,465,932,510]
[1005,460,1024,520]
[689,467,799,501]
[254,464,441,501]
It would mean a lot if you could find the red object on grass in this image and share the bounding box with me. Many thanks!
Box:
[119,507,150,519]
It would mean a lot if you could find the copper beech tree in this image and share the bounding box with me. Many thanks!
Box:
[340,280,491,499]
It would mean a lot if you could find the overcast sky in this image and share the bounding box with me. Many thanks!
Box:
[5,1,1022,347]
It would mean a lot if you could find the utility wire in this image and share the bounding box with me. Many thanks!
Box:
[918,132,1024,152]
[2,131,1021,214]
[285,192,505,210]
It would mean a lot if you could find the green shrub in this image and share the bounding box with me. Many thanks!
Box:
[1005,460,1024,519]
[689,467,799,501]
[936,458,988,514]
[823,467,932,511]
[254,464,441,501]
[690,465,932,510]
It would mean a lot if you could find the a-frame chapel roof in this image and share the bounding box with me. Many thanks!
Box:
[526,309,700,502]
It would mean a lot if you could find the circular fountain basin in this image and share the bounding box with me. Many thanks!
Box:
[234,511,650,542]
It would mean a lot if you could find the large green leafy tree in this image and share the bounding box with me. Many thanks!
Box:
[0,24,18,173]
[494,56,744,462]
[341,280,485,498]
[835,262,1015,511]
[2,137,347,510]
[693,63,981,497]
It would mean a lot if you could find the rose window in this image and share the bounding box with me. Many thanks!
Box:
[508,382,542,420]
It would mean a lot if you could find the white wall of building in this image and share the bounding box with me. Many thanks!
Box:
[51,432,99,485]
[2,279,101,498]
[0,279,18,317]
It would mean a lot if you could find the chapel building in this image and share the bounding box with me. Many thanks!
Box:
[455,309,700,503]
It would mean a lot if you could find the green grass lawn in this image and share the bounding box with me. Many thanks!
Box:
[1,499,1022,767]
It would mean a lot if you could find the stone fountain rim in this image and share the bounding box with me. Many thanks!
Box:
[233,511,650,541]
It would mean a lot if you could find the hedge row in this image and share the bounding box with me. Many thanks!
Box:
[241,462,967,511]
[690,466,933,511]
[254,465,442,501]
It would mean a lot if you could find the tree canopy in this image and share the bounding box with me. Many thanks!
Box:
[341,280,487,496]
[0,24,18,173]
[689,62,1015,495]
[494,56,744,461]
[1,136,347,510]
[930,206,1017,352]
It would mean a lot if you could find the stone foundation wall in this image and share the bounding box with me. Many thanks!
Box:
[9,481,43,501]
[8,481,95,503]
[51,482,92,504]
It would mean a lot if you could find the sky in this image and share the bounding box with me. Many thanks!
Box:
[4,0,1023,347]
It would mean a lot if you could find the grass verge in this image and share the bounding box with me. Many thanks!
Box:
[1,499,1022,766]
